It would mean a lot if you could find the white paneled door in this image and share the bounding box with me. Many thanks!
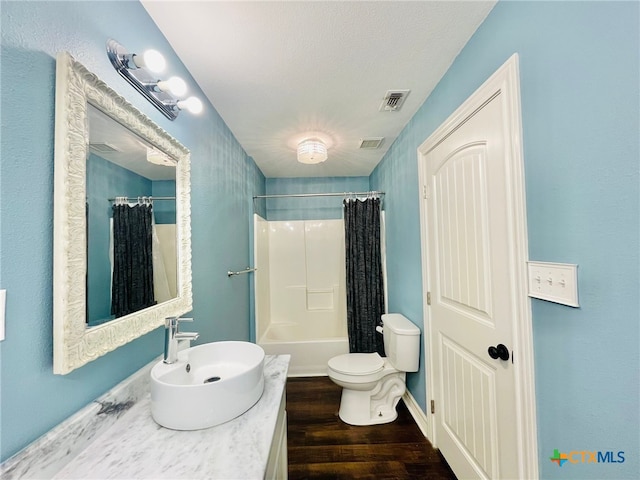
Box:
[418,56,536,480]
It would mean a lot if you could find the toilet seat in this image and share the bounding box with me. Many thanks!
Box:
[328,353,384,376]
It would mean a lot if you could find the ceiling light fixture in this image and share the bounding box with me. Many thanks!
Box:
[147,148,176,167]
[106,39,203,120]
[297,139,328,164]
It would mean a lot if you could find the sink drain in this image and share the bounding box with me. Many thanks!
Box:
[204,376,221,384]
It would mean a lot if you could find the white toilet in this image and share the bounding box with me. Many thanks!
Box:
[327,313,420,426]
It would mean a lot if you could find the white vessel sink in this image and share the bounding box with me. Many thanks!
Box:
[150,341,265,430]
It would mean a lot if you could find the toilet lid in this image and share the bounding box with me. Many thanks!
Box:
[328,353,384,375]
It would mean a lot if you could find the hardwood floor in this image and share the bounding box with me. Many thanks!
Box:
[286,376,456,480]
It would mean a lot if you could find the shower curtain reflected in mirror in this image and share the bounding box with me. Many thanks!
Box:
[111,200,156,318]
[343,197,385,355]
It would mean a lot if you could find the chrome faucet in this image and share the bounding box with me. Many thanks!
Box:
[164,317,199,364]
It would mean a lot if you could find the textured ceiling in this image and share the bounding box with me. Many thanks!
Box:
[142,1,496,178]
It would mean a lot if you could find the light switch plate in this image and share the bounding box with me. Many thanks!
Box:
[0,289,5,341]
[527,261,579,307]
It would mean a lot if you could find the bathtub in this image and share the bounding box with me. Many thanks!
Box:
[258,323,349,377]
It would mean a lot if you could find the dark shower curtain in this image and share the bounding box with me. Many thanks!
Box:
[343,197,385,355]
[111,203,156,318]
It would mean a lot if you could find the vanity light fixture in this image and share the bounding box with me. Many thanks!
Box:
[106,39,203,120]
[297,138,328,164]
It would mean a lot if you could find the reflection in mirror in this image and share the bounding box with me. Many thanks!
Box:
[86,105,178,326]
[53,52,192,374]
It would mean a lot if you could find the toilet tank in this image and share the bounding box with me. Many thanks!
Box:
[382,313,420,372]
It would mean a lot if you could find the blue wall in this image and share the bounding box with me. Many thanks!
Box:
[0,1,264,461]
[152,180,177,225]
[371,1,639,478]
[264,176,370,220]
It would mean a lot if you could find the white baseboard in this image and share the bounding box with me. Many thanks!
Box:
[402,391,431,441]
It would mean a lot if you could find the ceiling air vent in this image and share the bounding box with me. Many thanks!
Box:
[379,89,411,112]
[89,143,120,154]
[359,137,385,149]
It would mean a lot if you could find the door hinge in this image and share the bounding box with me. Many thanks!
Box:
[426,291,431,305]
[431,399,435,414]
[423,183,432,199]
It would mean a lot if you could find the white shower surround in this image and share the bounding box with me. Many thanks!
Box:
[254,215,349,376]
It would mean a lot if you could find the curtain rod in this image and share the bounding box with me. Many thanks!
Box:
[253,191,385,200]
[107,196,175,202]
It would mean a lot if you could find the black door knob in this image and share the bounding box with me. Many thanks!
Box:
[488,343,510,361]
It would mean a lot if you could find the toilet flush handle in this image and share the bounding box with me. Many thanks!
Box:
[375,326,384,334]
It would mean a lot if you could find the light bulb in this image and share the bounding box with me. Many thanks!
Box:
[133,49,166,73]
[157,76,187,96]
[177,96,203,114]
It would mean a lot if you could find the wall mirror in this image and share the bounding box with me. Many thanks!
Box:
[53,51,192,374]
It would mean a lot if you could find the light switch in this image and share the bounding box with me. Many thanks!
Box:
[527,262,579,307]
[0,289,5,341]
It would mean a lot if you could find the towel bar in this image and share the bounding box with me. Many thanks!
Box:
[227,267,257,277]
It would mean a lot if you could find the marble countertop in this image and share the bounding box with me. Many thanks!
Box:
[52,355,290,480]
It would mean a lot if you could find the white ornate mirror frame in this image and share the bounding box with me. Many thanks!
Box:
[53,52,192,374]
